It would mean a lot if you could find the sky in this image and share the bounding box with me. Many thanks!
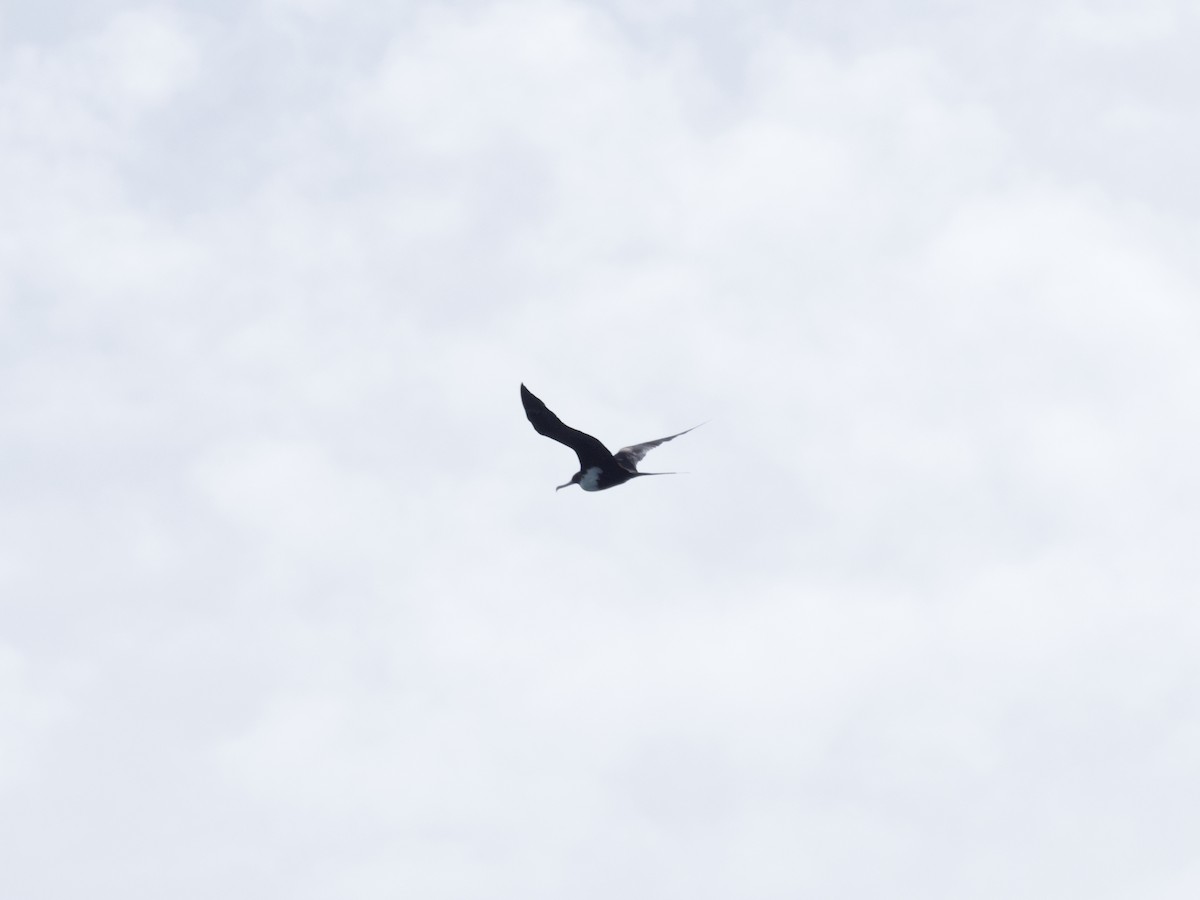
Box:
[2,0,1200,897]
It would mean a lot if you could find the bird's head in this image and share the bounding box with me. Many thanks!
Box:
[555,472,582,491]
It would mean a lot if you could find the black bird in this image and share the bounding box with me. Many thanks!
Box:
[521,383,700,491]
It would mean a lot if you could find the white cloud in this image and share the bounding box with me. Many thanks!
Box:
[2,1,1199,897]
[1045,0,1182,47]
[0,645,67,790]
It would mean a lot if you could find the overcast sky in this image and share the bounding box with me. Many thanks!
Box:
[3,1,1199,897]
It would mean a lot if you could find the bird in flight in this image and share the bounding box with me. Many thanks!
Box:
[520,383,700,491]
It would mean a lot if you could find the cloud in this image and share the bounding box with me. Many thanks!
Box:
[2,1,1199,897]
[0,644,67,790]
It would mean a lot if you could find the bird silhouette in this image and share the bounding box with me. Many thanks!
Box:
[520,383,700,491]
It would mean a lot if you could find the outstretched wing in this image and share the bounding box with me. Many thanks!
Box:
[520,384,613,468]
[613,423,702,471]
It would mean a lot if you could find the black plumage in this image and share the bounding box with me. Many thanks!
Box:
[520,383,699,491]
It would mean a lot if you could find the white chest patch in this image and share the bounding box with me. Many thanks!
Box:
[579,467,604,491]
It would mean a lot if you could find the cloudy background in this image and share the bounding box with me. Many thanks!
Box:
[3,0,1199,896]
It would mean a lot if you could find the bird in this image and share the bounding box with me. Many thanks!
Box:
[520,383,700,491]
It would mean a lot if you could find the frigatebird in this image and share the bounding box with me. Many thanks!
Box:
[520,383,699,491]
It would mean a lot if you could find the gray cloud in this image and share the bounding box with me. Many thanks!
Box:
[2,1,1198,897]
